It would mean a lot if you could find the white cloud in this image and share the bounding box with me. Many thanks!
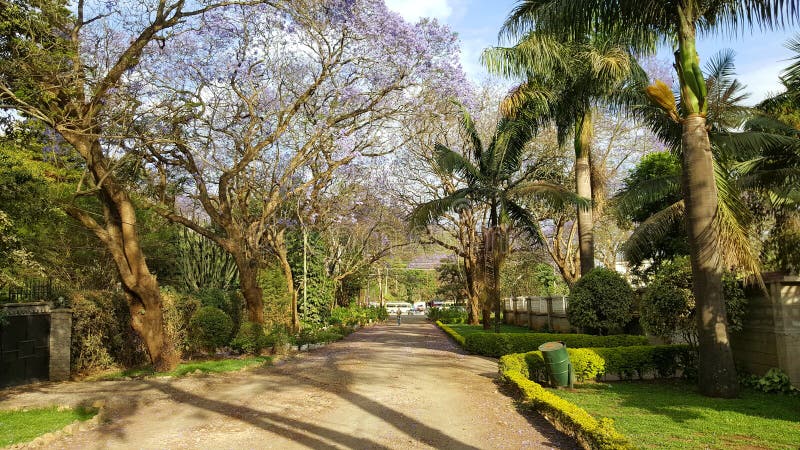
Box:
[384,0,453,21]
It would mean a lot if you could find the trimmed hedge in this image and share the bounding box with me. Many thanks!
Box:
[499,353,632,450]
[464,332,648,357]
[522,345,695,382]
[436,321,466,346]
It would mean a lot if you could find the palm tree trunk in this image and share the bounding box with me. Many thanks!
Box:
[676,9,738,398]
[575,110,595,276]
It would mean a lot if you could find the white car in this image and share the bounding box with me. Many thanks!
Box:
[385,302,413,315]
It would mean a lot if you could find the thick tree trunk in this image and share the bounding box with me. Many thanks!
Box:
[575,111,595,277]
[62,135,177,371]
[681,115,739,398]
[126,275,177,372]
[675,9,738,398]
[235,256,264,325]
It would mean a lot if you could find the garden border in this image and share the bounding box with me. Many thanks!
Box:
[499,353,632,450]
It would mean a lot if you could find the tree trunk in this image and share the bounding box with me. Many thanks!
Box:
[575,110,595,277]
[274,240,300,333]
[675,9,738,397]
[126,275,177,372]
[681,114,739,398]
[463,255,481,325]
[62,134,177,371]
[235,256,264,325]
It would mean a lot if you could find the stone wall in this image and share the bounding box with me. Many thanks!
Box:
[49,309,73,381]
[731,274,800,387]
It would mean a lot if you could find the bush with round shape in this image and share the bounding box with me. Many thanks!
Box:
[567,268,635,335]
[639,257,747,345]
[188,306,233,353]
[231,321,269,355]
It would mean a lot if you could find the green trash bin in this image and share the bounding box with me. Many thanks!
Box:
[538,341,573,388]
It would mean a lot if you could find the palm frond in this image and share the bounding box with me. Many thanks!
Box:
[622,200,685,264]
[433,143,484,186]
[713,161,763,286]
[503,199,545,245]
[613,174,682,217]
[407,188,474,231]
[510,180,591,212]
[456,104,484,162]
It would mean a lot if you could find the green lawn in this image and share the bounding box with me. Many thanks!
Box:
[98,356,272,380]
[445,323,533,337]
[555,380,800,449]
[0,407,97,446]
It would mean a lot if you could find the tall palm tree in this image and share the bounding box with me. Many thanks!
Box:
[506,0,798,397]
[483,30,648,277]
[617,51,762,282]
[409,105,586,329]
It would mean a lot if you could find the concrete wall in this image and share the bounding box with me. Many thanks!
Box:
[731,274,800,387]
[502,296,572,332]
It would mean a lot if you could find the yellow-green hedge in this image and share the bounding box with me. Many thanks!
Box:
[465,332,648,357]
[499,353,633,450]
[436,321,466,346]
[523,345,695,382]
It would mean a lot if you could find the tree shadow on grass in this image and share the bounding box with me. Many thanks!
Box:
[569,380,800,424]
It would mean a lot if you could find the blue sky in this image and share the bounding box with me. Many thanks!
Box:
[385,0,797,105]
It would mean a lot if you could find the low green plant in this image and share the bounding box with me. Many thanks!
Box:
[567,268,635,335]
[463,332,648,357]
[231,321,269,355]
[741,368,799,394]
[499,353,632,449]
[188,306,233,353]
[294,325,345,347]
[97,356,272,380]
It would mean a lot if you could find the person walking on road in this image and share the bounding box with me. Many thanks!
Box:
[396,309,402,325]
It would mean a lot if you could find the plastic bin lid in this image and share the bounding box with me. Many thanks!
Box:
[537,341,565,352]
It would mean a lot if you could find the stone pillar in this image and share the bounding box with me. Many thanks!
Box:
[49,309,72,382]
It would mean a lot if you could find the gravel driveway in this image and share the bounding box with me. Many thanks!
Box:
[1,316,577,449]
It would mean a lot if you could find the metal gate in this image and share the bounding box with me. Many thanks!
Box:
[1,311,50,387]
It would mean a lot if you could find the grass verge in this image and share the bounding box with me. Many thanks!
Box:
[499,352,632,449]
[556,380,800,449]
[0,406,97,447]
[445,323,532,337]
[98,356,272,380]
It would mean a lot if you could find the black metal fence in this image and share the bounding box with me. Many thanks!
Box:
[1,278,67,305]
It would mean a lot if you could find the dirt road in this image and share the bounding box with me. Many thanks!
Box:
[2,316,576,449]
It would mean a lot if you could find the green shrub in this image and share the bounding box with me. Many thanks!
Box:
[741,368,799,394]
[294,325,344,347]
[330,304,387,326]
[427,306,467,324]
[195,288,244,334]
[521,345,695,382]
[464,332,648,357]
[231,321,269,355]
[188,306,234,353]
[640,257,747,345]
[436,321,466,346]
[499,353,632,449]
[568,268,635,335]
[161,286,201,356]
[70,290,147,373]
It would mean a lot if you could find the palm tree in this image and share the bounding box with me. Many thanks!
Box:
[483,30,648,277]
[617,51,762,282]
[409,105,586,329]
